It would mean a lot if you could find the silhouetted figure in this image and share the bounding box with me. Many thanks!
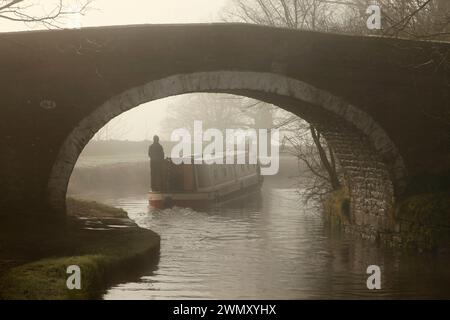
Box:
[148,135,165,191]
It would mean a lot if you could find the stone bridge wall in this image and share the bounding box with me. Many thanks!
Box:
[43,71,400,237]
[295,103,396,238]
[0,24,448,239]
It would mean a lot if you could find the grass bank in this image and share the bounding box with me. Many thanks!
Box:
[0,198,160,300]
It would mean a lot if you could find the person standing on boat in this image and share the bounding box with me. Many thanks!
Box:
[148,135,165,191]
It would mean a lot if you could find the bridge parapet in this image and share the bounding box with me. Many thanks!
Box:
[0,24,448,238]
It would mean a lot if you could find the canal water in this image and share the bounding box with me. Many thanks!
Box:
[97,186,450,299]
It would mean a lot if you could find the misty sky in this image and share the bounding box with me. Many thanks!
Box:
[1,0,231,141]
[0,0,229,32]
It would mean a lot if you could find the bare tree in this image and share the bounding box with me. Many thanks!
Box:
[344,0,450,123]
[0,0,93,29]
[276,113,343,203]
[343,0,450,40]
[223,0,450,203]
[161,94,253,138]
[222,0,348,31]
[278,119,341,203]
[222,0,344,201]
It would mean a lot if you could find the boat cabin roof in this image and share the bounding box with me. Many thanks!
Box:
[169,151,251,164]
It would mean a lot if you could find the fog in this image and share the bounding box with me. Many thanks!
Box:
[2,0,449,302]
[0,0,228,32]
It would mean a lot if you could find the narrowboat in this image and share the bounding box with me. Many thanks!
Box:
[149,153,263,209]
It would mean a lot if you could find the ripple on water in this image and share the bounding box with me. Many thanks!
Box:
[101,188,450,300]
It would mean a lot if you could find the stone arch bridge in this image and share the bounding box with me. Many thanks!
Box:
[0,24,448,237]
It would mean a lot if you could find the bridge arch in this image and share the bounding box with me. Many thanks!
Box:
[47,71,406,235]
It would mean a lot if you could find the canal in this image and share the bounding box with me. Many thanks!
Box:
[84,185,450,299]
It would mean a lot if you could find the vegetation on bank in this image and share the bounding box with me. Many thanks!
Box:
[323,187,351,228]
[394,191,450,250]
[323,187,450,251]
[66,197,128,218]
[0,198,160,300]
[396,191,450,227]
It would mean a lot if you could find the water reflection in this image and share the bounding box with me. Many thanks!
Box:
[99,187,450,299]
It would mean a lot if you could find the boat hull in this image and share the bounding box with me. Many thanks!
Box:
[148,155,264,209]
[149,182,262,209]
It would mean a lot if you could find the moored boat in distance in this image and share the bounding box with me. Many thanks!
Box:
[149,152,263,209]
